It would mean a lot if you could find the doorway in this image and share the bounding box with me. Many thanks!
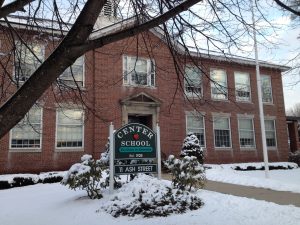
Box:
[128,114,153,129]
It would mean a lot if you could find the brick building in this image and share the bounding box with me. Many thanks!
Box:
[0,13,290,174]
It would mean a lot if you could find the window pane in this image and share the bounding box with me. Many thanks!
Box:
[211,69,227,99]
[57,109,84,148]
[59,56,84,86]
[11,108,42,149]
[214,117,231,147]
[15,42,44,82]
[185,66,202,96]
[261,75,272,103]
[235,72,250,101]
[186,114,205,147]
[238,118,255,148]
[239,119,252,130]
[214,117,229,129]
[123,56,155,87]
[264,120,276,147]
[214,130,231,147]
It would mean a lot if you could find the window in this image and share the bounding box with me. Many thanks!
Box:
[238,118,255,148]
[265,119,277,147]
[184,66,202,97]
[58,56,84,87]
[261,75,273,103]
[186,114,205,147]
[10,107,42,149]
[211,69,228,100]
[213,116,231,148]
[123,56,155,87]
[235,72,251,102]
[56,109,84,148]
[14,42,44,82]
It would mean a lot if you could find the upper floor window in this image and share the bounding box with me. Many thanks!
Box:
[56,109,84,148]
[213,116,231,148]
[58,56,84,87]
[10,107,42,149]
[14,41,44,83]
[184,66,202,97]
[261,75,273,103]
[211,69,228,100]
[238,118,255,148]
[264,119,277,147]
[235,72,251,102]
[186,113,205,147]
[123,56,155,87]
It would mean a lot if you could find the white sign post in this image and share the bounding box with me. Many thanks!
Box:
[156,123,161,180]
[109,122,114,193]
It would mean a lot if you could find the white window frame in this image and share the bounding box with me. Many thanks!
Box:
[184,65,203,98]
[210,69,228,100]
[238,117,256,149]
[55,108,84,151]
[213,115,232,149]
[264,119,277,148]
[261,75,273,104]
[122,55,155,87]
[235,72,251,102]
[9,107,43,152]
[58,56,85,87]
[14,41,45,83]
[185,112,206,147]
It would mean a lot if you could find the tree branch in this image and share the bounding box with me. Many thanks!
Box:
[0,0,35,19]
[273,0,300,17]
[85,0,202,51]
[0,0,107,138]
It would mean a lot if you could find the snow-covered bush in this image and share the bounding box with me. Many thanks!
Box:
[99,139,110,166]
[102,174,203,218]
[165,155,206,191]
[62,154,104,199]
[180,132,204,164]
[289,150,300,166]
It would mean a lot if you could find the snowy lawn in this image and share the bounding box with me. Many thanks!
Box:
[206,163,300,193]
[1,177,300,225]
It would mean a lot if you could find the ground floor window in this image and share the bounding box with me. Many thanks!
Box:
[186,114,205,147]
[10,107,42,149]
[213,116,231,148]
[56,109,84,148]
[238,118,255,148]
[265,119,277,147]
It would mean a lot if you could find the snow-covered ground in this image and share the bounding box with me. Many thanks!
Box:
[0,177,300,225]
[206,163,300,193]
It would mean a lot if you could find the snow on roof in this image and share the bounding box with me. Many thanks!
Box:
[1,15,290,72]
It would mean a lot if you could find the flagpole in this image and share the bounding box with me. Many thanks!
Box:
[251,0,270,178]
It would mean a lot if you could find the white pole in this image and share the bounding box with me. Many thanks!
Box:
[251,0,270,178]
[109,122,115,193]
[156,123,162,180]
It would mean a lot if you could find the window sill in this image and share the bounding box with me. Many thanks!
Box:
[236,100,253,104]
[267,147,278,151]
[211,98,230,102]
[214,147,232,151]
[9,148,42,153]
[55,148,84,152]
[185,94,203,99]
[123,84,156,89]
[263,102,274,106]
[240,147,256,151]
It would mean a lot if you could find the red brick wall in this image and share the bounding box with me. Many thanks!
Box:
[0,30,289,174]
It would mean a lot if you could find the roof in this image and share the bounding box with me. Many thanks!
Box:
[1,15,290,72]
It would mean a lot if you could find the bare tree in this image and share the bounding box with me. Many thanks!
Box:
[287,102,300,116]
[0,0,293,139]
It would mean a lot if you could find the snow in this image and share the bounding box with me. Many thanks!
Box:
[0,177,300,225]
[206,163,300,193]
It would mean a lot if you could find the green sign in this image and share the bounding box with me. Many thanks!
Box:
[115,164,157,175]
[114,123,156,159]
